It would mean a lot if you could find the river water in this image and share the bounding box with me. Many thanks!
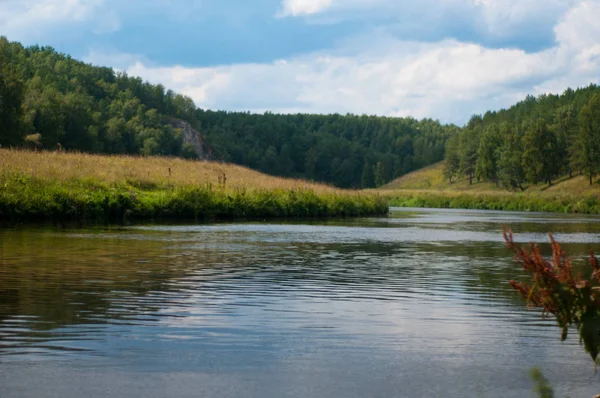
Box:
[1,208,600,397]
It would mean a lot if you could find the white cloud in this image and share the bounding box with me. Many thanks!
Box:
[117,1,600,124]
[0,0,119,42]
[5,0,597,124]
[277,0,335,17]
[554,1,600,50]
[125,41,548,123]
[84,51,150,71]
[474,0,576,36]
[278,0,576,45]
[277,0,575,21]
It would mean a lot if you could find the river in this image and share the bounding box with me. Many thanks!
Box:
[1,208,600,397]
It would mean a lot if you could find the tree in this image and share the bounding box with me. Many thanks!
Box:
[475,125,502,184]
[181,142,197,159]
[143,137,159,156]
[0,43,24,146]
[373,161,386,187]
[24,85,65,149]
[105,117,127,153]
[552,105,577,178]
[361,160,375,188]
[541,125,563,186]
[277,144,295,176]
[459,125,481,185]
[443,133,460,184]
[260,146,278,174]
[578,94,600,185]
[497,129,526,190]
[521,120,560,186]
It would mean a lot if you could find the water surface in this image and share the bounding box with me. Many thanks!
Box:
[2,208,600,397]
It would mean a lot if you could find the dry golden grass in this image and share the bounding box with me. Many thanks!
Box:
[380,161,600,198]
[0,149,349,194]
[381,162,448,191]
[0,149,389,222]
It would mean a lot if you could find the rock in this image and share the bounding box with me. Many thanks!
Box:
[166,118,215,160]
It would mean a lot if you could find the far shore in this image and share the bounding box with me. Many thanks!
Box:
[0,149,388,223]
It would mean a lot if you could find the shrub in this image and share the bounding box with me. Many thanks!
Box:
[505,228,600,368]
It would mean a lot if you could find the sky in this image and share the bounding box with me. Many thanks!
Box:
[1,0,599,124]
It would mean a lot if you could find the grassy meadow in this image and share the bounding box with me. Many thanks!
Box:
[0,149,388,222]
[382,161,600,194]
[379,162,600,214]
[377,162,600,214]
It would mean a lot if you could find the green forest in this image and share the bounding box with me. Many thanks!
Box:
[0,37,454,189]
[444,84,600,189]
[3,35,600,192]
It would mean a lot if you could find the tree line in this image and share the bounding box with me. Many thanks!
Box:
[444,85,600,189]
[196,111,453,188]
[0,37,453,188]
[5,35,598,191]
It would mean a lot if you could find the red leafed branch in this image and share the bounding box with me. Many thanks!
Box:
[504,227,600,365]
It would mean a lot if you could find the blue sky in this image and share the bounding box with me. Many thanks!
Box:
[1,0,599,124]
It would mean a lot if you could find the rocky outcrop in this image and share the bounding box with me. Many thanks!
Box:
[166,118,215,160]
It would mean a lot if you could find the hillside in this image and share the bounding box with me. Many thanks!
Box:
[439,84,600,193]
[381,162,450,191]
[0,149,334,192]
[0,36,454,189]
[382,162,600,195]
[379,162,600,214]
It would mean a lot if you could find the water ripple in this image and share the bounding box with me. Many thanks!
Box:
[1,208,600,397]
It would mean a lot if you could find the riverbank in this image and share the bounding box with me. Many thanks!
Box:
[0,150,388,222]
[382,190,600,214]
[379,161,600,214]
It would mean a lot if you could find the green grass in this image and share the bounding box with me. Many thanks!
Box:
[379,162,600,214]
[383,161,600,195]
[0,150,388,223]
[387,191,600,214]
[0,173,388,222]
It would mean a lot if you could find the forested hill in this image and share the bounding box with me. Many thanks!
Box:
[444,84,600,189]
[197,112,453,188]
[0,37,454,189]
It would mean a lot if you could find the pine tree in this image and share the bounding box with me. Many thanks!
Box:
[443,133,460,184]
[552,105,577,178]
[578,94,600,185]
[522,120,559,186]
[373,161,386,187]
[0,42,24,147]
[459,123,481,185]
[361,161,375,188]
[475,125,502,184]
[497,129,526,190]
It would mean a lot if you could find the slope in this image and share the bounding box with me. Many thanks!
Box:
[379,162,600,214]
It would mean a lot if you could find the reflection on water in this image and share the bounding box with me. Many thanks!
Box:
[1,208,600,397]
